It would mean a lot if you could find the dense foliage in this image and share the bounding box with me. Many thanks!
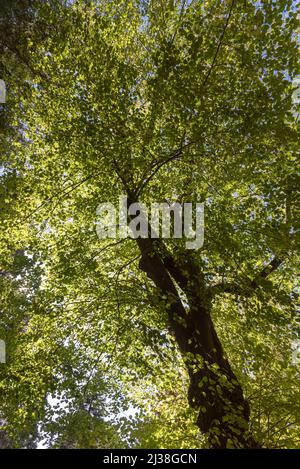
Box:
[0,0,299,448]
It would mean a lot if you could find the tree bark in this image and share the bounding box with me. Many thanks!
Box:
[135,236,260,448]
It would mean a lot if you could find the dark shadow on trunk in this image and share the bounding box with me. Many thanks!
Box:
[136,236,260,448]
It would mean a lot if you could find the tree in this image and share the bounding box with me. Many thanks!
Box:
[1,0,299,448]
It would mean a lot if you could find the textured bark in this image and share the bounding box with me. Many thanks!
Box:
[136,236,259,448]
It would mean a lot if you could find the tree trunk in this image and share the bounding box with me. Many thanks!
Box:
[136,236,260,448]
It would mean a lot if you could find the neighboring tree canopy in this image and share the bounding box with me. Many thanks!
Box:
[0,0,299,449]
